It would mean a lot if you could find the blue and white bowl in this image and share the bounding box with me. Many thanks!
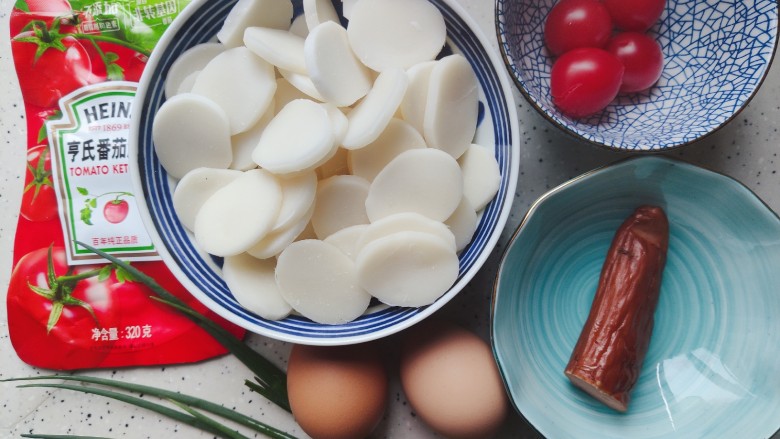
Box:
[492,156,780,438]
[130,0,520,345]
[496,0,779,151]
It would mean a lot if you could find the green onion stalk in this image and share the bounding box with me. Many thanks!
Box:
[3,242,298,439]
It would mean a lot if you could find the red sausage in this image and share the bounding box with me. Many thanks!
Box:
[565,205,669,412]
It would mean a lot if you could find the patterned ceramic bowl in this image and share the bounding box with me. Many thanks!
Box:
[130,0,519,345]
[491,156,780,438]
[496,0,779,151]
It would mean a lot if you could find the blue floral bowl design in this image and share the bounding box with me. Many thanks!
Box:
[130,0,519,345]
[496,0,779,151]
[491,156,780,438]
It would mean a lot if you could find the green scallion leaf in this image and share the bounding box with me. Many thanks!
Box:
[15,383,225,437]
[3,375,297,439]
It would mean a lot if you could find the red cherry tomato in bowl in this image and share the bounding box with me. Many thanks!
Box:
[544,0,613,56]
[22,144,58,222]
[607,32,664,93]
[604,0,666,32]
[550,48,625,118]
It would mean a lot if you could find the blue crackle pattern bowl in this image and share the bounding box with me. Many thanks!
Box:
[130,0,519,345]
[496,0,779,151]
[491,156,780,438]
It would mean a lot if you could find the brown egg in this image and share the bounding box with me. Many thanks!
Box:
[400,320,509,439]
[287,342,388,439]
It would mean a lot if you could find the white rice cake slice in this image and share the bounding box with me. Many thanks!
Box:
[323,224,368,260]
[356,212,456,254]
[165,42,226,98]
[194,168,282,257]
[399,60,436,135]
[347,0,445,71]
[173,167,242,231]
[273,170,318,230]
[223,254,292,320]
[347,117,426,181]
[356,230,459,307]
[459,143,501,211]
[303,0,340,30]
[191,47,276,135]
[423,54,479,159]
[444,197,478,252]
[247,201,315,259]
[230,99,275,171]
[311,175,370,239]
[276,239,371,324]
[365,148,462,222]
[289,13,309,38]
[217,0,293,48]
[305,21,372,107]
[342,67,408,149]
[253,99,336,174]
[341,0,358,19]
[244,26,307,75]
[152,93,232,179]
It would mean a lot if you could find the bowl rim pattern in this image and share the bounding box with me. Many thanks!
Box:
[494,0,780,152]
[128,0,521,345]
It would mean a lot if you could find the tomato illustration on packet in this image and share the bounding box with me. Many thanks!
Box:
[12,25,96,108]
[103,198,130,224]
[22,144,58,222]
[75,187,134,225]
[8,0,247,371]
[9,246,127,366]
[10,0,155,102]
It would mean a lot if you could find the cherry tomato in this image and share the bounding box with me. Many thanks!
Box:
[104,199,130,223]
[21,144,58,222]
[551,48,624,118]
[544,0,613,56]
[607,32,664,93]
[11,26,95,108]
[604,0,666,32]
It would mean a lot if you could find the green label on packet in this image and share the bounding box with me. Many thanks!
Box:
[68,0,193,49]
[28,0,194,265]
[47,82,160,265]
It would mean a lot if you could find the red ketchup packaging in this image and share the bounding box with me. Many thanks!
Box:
[7,0,246,370]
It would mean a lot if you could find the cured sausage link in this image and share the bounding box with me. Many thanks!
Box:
[565,205,669,412]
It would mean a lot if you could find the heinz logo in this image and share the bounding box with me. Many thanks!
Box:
[82,100,132,124]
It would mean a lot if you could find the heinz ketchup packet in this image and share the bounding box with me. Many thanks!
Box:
[7,0,246,370]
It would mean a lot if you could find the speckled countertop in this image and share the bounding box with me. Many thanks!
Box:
[1,1,779,438]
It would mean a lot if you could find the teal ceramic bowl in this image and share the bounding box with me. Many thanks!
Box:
[491,156,780,438]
